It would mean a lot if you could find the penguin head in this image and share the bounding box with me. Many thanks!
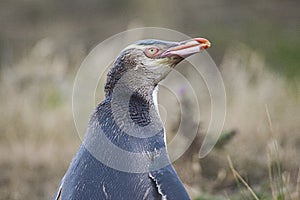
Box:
[105,38,211,97]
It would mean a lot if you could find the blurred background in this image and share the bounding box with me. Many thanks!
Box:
[0,0,299,199]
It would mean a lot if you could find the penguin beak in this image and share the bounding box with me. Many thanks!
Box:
[161,38,211,58]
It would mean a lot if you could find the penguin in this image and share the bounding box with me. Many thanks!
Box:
[54,37,211,200]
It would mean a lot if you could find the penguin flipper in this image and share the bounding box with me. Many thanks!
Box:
[149,166,190,200]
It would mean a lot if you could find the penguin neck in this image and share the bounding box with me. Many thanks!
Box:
[104,84,163,129]
[84,84,170,170]
[93,85,167,154]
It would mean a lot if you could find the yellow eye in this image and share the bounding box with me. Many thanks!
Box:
[144,47,160,58]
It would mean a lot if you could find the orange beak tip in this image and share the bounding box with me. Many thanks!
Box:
[193,37,211,49]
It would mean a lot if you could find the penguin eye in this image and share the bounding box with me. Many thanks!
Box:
[144,47,160,58]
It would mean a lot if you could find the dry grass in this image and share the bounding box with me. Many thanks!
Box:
[220,44,300,183]
[0,39,82,199]
[225,106,299,200]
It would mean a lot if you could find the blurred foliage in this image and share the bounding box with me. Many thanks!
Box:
[0,0,299,79]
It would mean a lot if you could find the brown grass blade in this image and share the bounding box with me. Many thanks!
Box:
[227,156,259,200]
